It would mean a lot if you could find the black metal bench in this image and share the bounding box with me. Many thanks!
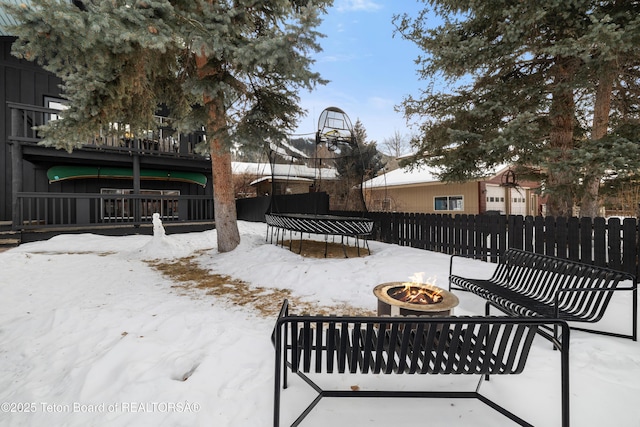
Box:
[272,299,569,427]
[449,248,637,342]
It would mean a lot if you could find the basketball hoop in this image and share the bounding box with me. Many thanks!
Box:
[324,130,342,152]
[315,106,355,148]
[501,169,518,188]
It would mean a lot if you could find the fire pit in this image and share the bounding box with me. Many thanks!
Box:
[373,281,459,317]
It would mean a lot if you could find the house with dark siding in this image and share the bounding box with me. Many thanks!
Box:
[0,3,216,241]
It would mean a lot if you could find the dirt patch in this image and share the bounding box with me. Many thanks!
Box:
[147,255,375,318]
[278,239,370,259]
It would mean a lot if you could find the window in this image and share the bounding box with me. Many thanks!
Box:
[434,196,463,211]
[101,189,129,219]
[44,96,69,122]
[100,189,180,220]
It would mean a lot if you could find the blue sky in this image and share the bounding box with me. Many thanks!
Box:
[293,0,428,149]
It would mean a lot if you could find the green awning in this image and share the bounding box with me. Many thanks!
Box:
[47,166,207,187]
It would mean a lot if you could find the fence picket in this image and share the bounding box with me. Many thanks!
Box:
[447,215,455,254]
[534,216,545,254]
[594,217,607,267]
[580,217,593,264]
[509,215,523,250]
[498,215,507,258]
[524,215,534,253]
[556,216,568,259]
[608,217,622,271]
[545,216,556,256]
[568,217,580,262]
[622,218,637,278]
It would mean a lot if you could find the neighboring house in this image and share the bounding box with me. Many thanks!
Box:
[362,164,542,216]
[0,8,214,228]
[232,161,338,197]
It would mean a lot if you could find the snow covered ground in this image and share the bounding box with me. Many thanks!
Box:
[0,221,639,426]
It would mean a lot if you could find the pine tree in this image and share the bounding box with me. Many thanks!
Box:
[4,0,330,250]
[334,120,385,211]
[394,0,640,218]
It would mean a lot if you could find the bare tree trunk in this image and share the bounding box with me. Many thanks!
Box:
[196,54,240,252]
[580,69,614,218]
[210,136,240,252]
[546,59,577,217]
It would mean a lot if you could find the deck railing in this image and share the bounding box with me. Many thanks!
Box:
[15,192,214,230]
[7,102,208,158]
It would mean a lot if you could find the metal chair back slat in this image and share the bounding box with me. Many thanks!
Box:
[315,321,323,373]
[326,322,336,373]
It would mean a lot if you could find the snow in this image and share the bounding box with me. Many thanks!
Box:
[364,164,442,188]
[232,161,338,181]
[270,140,309,160]
[363,163,511,189]
[1,220,639,426]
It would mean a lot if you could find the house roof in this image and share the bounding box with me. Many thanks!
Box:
[362,165,442,189]
[362,164,515,189]
[232,161,337,180]
[0,0,29,36]
[248,176,314,187]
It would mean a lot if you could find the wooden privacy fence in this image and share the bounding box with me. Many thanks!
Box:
[364,212,639,280]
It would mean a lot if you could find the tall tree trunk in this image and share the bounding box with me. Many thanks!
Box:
[196,54,240,252]
[546,59,577,217]
[580,69,614,218]
[210,134,240,252]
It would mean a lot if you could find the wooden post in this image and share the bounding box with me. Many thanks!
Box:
[10,141,23,230]
[132,154,141,225]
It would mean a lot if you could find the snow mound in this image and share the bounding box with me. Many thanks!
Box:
[132,214,193,260]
